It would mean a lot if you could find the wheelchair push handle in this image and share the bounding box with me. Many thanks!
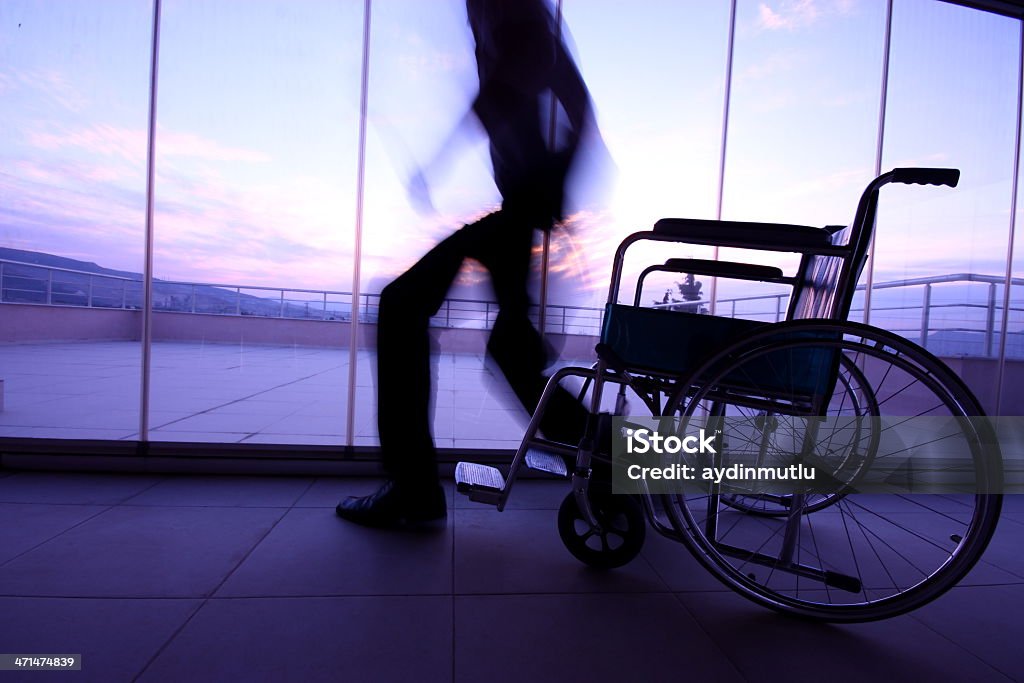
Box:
[891,168,960,188]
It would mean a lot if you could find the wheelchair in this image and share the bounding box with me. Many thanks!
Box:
[455,169,1003,622]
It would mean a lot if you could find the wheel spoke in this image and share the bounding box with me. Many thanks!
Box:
[660,324,1000,620]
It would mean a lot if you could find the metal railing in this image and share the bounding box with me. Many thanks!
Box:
[645,273,1024,357]
[0,258,607,334]
[0,259,140,310]
[3,257,1024,357]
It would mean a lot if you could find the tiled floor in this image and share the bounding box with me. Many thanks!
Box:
[0,341,588,448]
[0,471,1022,682]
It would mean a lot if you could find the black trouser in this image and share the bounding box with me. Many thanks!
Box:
[376,210,587,491]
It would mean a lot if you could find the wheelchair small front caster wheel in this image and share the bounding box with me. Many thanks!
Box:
[557,491,645,569]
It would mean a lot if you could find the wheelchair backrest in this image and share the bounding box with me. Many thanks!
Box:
[788,183,881,324]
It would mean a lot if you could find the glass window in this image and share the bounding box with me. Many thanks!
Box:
[718,0,887,320]
[0,1,152,439]
[2,0,1021,449]
[552,0,733,320]
[149,0,364,445]
[356,0,538,449]
[876,0,1020,413]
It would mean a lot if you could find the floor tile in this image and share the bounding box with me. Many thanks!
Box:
[259,415,348,437]
[454,478,567,510]
[209,399,318,416]
[0,471,1018,682]
[998,495,1024,514]
[139,596,451,683]
[147,431,250,443]
[970,513,1024,580]
[238,433,347,446]
[640,525,737,592]
[454,594,743,683]
[0,503,108,566]
[0,426,136,439]
[911,584,1024,681]
[216,508,452,597]
[0,472,163,505]
[454,509,667,594]
[157,412,287,434]
[0,506,284,597]
[293,477,387,507]
[451,438,521,450]
[123,475,314,507]
[295,477,456,508]
[451,409,525,441]
[0,597,200,683]
[675,590,1011,682]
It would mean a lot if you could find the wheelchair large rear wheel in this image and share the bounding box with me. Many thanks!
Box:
[661,321,1002,622]
[718,351,880,517]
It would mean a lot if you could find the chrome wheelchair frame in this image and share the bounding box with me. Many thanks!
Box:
[456,169,1003,622]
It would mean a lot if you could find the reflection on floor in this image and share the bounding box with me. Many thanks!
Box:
[0,341,589,448]
[0,471,1021,682]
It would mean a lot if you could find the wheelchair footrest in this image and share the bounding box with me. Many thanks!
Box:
[525,450,568,477]
[455,462,505,505]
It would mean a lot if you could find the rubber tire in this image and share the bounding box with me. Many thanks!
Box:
[662,320,1003,622]
[557,491,646,569]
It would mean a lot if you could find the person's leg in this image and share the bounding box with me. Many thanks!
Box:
[337,225,471,526]
[338,212,590,527]
[376,242,463,489]
[466,214,590,448]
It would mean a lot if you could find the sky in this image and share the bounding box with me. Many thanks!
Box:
[1,0,1022,317]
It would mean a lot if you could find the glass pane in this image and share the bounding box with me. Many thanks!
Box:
[876,0,1019,414]
[356,1,732,449]
[0,1,151,439]
[719,0,887,321]
[531,0,736,424]
[356,0,534,450]
[150,0,364,445]
[552,0,732,319]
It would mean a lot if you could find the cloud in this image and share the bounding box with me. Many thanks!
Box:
[781,167,872,202]
[835,0,858,15]
[735,49,801,84]
[157,129,273,164]
[888,152,951,168]
[757,0,822,31]
[821,90,873,108]
[756,0,858,32]
[8,67,90,113]
[0,65,90,113]
[146,169,358,289]
[0,160,146,271]
[0,149,360,291]
[28,125,148,165]
[26,123,272,166]
[0,71,15,96]
[397,51,471,79]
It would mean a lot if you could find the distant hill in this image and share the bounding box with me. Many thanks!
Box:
[0,247,141,280]
[0,247,350,320]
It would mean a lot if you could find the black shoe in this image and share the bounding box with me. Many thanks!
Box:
[336,480,446,529]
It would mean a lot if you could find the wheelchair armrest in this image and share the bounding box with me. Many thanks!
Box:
[653,218,834,252]
[662,258,786,282]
